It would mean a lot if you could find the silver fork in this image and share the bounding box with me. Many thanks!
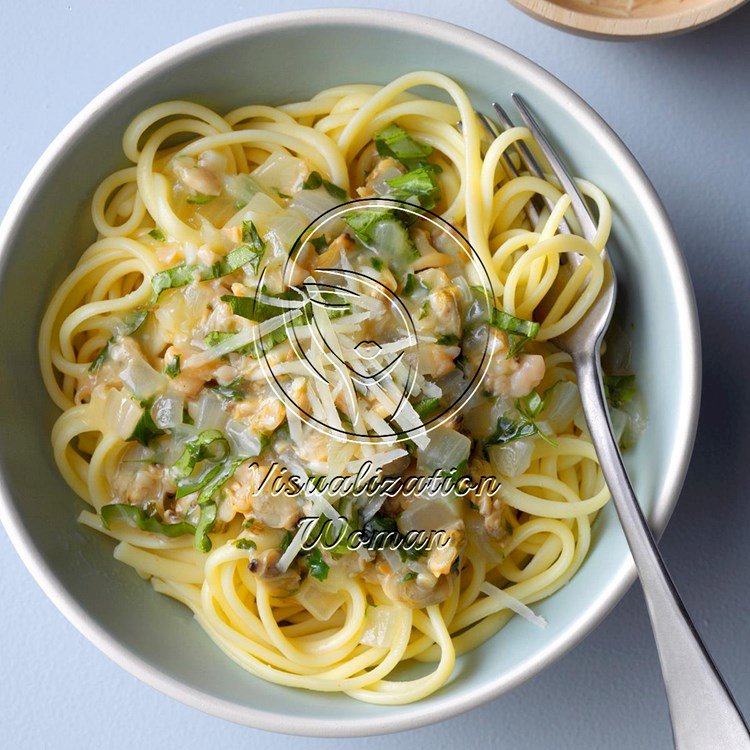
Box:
[482,95,750,750]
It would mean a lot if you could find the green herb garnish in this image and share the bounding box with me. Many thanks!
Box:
[88,309,148,373]
[151,245,257,299]
[194,501,218,552]
[310,235,328,253]
[128,397,166,447]
[603,374,637,408]
[148,228,166,242]
[172,429,229,479]
[100,504,195,537]
[374,124,432,168]
[414,397,441,419]
[436,333,460,346]
[212,376,245,402]
[165,354,181,378]
[187,193,214,205]
[490,308,540,358]
[403,273,428,297]
[386,165,441,209]
[307,548,330,581]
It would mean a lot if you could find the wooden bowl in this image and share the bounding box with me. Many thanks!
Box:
[508,0,748,38]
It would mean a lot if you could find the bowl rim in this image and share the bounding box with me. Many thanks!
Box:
[0,8,701,737]
[506,0,749,40]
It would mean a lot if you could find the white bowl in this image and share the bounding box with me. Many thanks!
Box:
[0,9,700,737]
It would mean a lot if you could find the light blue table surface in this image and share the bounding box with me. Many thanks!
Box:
[2,2,749,748]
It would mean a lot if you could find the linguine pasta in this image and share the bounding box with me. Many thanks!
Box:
[39,71,642,704]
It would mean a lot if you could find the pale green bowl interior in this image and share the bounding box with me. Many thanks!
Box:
[0,11,697,736]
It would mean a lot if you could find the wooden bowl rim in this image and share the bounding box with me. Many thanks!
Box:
[507,0,749,38]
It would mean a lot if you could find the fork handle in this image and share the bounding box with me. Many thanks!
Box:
[575,351,750,749]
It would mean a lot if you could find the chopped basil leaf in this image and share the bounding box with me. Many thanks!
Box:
[322,179,347,200]
[165,354,181,378]
[239,220,266,274]
[172,429,229,479]
[151,264,200,296]
[484,409,557,456]
[374,124,432,168]
[234,538,257,550]
[189,456,247,552]
[386,165,441,209]
[222,289,302,322]
[176,462,222,500]
[343,207,393,243]
[301,170,344,198]
[203,331,252,356]
[307,548,330,581]
[370,256,384,272]
[128,397,166,447]
[151,245,257,299]
[414,397,441,418]
[186,193,214,205]
[212,376,245,402]
[400,571,418,583]
[490,308,540,358]
[484,415,539,453]
[272,187,291,199]
[302,171,323,190]
[100,504,195,537]
[194,501,218,552]
[89,309,148,373]
[603,374,637,408]
[402,273,428,297]
[148,228,166,242]
[491,309,540,339]
[310,235,328,253]
[516,389,545,420]
[196,457,245,506]
[436,333,460,346]
[342,209,418,276]
[88,342,111,373]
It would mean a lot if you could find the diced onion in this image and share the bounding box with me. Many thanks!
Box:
[103,389,142,439]
[543,381,580,432]
[452,276,474,308]
[266,209,309,256]
[398,498,460,535]
[295,578,346,622]
[359,605,401,647]
[150,394,184,429]
[487,439,533,478]
[465,513,505,565]
[191,391,228,431]
[416,426,471,474]
[371,163,406,195]
[198,149,227,174]
[118,355,166,400]
[289,189,340,221]
[620,393,648,449]
[224,173,262,205]
[225,419,264,457]
[251,152,307,196]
